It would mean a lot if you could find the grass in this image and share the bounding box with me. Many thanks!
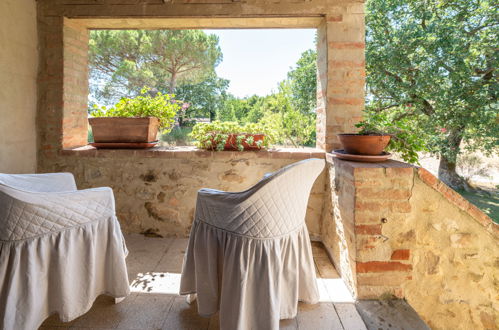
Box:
[458,189,499,224]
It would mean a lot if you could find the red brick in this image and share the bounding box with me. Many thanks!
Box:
[467,204,493,227]
[390,201,412,213]
[329,42,365,49]
[356,187,411,200]
[329,60,365,68]
[357,274,412,286]
[327,14,343,22]
[355,212,381,224]
[355,224,382,235]
[391,249,410,260]
[356,261,412,273]
[418,167,438,188]
[355,200,383,212]
[385,167,414,176]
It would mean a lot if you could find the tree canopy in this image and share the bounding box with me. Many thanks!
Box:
[366,0,498,189]
[89,30,222,103]
[287,49,317,115]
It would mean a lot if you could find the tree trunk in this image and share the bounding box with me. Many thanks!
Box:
[437,128,473,191]
[169,72,177,94]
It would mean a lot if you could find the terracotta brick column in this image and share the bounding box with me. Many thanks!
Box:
[316,3,365,151]
[323,155,414,299]
[62,19,89,149]
[37,15,64,167]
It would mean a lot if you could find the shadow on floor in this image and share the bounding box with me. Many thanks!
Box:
[355,300,430,330]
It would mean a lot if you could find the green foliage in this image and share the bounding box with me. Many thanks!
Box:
[287,49,318,114]
[257,82,316,147]
[89,30,222,103]
[189,121,271,151]
[356,108,427,164]
[89,29,319,148]
[366,0,498,169]
[214,81,316,147]
[160,126,193,146]
[90,88,180,131]
[173,74,229,123]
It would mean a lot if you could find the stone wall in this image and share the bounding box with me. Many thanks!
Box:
[0,0,38,173]
[324,155,498,330]
[46,147,326,238]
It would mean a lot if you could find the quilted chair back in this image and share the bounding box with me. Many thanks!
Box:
[0,173,114,242]
[0,173,77,192]
[194,158,325,238]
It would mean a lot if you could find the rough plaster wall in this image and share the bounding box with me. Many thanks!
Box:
[401,177,498,330]
[44,153,326,238]
[0,0,38,173]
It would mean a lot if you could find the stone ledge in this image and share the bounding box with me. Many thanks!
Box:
[61,145,326,160]
[325,153,414,169]
[417,167,498,239]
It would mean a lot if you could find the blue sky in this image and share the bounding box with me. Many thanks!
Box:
[204,29,316,98]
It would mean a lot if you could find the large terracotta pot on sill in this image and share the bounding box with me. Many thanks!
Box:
[338,133,391,155]
[89,117,159,143]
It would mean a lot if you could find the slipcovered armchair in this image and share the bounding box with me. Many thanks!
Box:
[180,158,325,330]
[0,173,130,330]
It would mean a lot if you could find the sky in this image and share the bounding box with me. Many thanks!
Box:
[204,29,316,98]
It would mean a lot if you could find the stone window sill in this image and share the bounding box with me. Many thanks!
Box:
[61,145,326,159]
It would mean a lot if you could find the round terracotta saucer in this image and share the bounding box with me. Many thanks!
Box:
[332,149,391,162]
[89,140,159,149]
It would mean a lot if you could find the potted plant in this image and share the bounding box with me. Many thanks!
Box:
[190,121,270,151]
[88,87,180,145]
[338,115,424,164]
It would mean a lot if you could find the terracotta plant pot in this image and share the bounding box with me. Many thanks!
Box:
[338,134,391,155]
[89,117,159,143]
[210,133,265,151]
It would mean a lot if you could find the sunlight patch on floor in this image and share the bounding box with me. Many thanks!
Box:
[129,272,354,303]
[130,272,182,295]
[316,278,355,303]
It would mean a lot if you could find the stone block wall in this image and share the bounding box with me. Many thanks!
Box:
[49,148,326,238]
[324,154,498,329]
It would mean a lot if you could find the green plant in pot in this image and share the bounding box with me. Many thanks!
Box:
[339,112,425,164]
[190,121,272,151]
[89,87,180,145]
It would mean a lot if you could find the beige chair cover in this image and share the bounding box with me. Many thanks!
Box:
[180,158,325,330]
[0,173,130,330]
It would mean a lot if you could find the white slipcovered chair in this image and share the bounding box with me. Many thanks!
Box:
[180,158,325,330]
[0,173,130,330]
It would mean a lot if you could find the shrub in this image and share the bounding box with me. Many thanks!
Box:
[189,121,273,151]
[89,87,180,131]
[160,126,193,146]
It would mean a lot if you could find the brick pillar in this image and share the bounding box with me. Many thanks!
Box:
[353,165,414,298]
[324,155,415,299]
[62,18,89,149]
[316,19,328,150]
[37,14,64,167]
[323,3,366,151]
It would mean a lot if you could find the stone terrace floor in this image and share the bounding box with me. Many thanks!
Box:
[40,235,428,330]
